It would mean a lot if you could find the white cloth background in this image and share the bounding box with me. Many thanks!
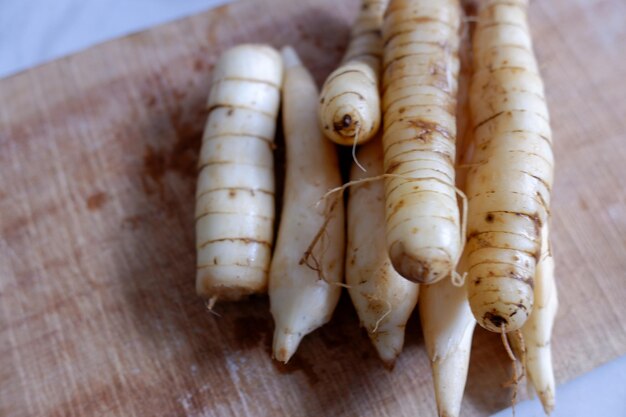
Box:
[1,1,625,416]
[0,0,229,77]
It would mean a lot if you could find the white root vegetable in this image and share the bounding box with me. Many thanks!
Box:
[466,0,554,332]
[318,0,388,145]
[420,256,475,417]
[510,223,558,414]
[346,138,419,366]
[381,0,463,283]
[269,47,344,363]
[195,44,283,300]
[417,19,477,413]
[455,0,475,172]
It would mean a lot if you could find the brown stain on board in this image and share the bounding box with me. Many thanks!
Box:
[145,94,157,108]
[193,59,204,72]
[168,109,204,179]
[579,197,589,211]
[142,145,167,196]
[3,201,59,236]
[172,89,186,101]
[86,192,109,211]
[141,107,204,198]
[121,215,142,230]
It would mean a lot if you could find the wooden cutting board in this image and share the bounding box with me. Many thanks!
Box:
[1,0,625,416]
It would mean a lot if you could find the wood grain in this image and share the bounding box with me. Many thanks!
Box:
[1,0,625,416]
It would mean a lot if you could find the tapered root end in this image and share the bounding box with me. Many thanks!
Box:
[432,354,470,417]
[280,45,301,68]
[370,332,404,367]
[537,388,555,415]
[389,243,452,284]
[272,329,305,364]
[527,343,556,414]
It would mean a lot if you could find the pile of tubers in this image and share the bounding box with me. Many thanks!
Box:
[194,0,557,415]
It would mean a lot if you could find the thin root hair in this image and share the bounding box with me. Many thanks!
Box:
[352,123,367,172]
[299,198,339,283]
[205,296,221,317]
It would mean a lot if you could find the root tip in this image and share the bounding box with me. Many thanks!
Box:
[280,45,301,68]
[273,330,304,363]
